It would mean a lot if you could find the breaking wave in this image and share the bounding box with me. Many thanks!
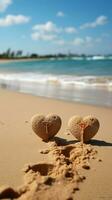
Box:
[0,72,112,90]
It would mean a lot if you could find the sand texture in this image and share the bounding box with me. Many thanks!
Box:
[0,140,98,200]
[0,89,112,199]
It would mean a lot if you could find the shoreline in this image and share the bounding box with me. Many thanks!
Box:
[1,87,112,110]
[0,58,112,108]
[0,58,48,63]
[0,88,112,199]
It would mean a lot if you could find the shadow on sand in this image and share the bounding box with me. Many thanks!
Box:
[53,136,77,146]
[53,136,112,147]
[89,139,112,147]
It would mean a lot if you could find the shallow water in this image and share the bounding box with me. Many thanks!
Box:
[0,58,112,107]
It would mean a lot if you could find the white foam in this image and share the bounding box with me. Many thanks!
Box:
[92,56,105,60]
[0,72,112,91]
[71,56,112,61]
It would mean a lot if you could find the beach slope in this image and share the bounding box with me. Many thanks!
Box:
[0,89,112,199]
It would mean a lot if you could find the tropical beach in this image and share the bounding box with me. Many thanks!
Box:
[0,0,112,199]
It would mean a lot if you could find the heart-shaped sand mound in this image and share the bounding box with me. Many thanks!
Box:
[68,115,100,142]
[31,114,62,142]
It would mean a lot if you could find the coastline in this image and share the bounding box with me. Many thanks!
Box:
[0,88,112,199]
[0,58,48,63]
[0,58,112,108]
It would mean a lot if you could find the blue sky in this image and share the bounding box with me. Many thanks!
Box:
[0,0,112,55]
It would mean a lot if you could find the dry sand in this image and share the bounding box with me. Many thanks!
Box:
[0,58,47,64]
[0,89,112,200]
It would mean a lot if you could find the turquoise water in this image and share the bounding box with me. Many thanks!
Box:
[0,57,112,107]
[1,58,112,75]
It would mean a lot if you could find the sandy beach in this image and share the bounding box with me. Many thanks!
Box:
[0,89,112,199]
[0,58,48,64]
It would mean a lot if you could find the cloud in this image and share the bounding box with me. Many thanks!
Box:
[72,37,84,46]
[33,22,77,34]
[0,15,30,26]
[64,27,77,33]
[32,21,62,41]
[31,32,57,41]
[80,15,108,29]
[32,21,78,42]
[32,21,61,33]
[0,0,12,12]
[57,11,65,17]
[31,20,102,48]
[72,36,101,46]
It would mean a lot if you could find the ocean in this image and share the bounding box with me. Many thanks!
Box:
[0,56,112,107]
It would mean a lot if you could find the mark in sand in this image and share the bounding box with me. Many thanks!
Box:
[0,138,99,200]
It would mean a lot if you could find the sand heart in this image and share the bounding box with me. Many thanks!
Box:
[31,114,62,142]
[68,115,100,142]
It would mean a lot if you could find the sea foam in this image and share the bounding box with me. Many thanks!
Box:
[0,73,112,90]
